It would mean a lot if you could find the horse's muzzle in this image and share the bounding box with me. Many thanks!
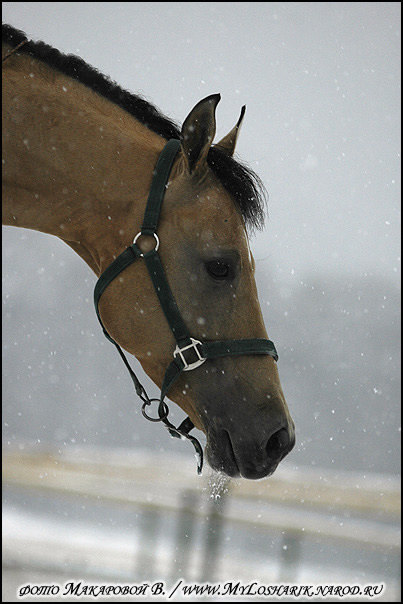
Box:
[205,418,295,479]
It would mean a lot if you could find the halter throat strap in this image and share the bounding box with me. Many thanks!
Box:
[94,139,278,475]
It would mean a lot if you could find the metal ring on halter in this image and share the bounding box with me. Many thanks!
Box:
[133,232,160,257]
[141,398,169,422]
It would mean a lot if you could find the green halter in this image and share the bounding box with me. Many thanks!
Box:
[94,139,278,474]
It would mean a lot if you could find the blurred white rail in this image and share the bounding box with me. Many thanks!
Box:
[3,444,400,550]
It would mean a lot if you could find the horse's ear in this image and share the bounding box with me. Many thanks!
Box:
[181,94,220,173]
[215,105,246,157]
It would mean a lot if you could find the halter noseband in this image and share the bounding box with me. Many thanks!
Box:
[94,139,278,474]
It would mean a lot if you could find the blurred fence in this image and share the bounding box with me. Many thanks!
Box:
[2,444,400,597]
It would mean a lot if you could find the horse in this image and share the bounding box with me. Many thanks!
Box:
[2,24,295,479]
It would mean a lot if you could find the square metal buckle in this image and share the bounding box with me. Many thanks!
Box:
[174,338,206,371]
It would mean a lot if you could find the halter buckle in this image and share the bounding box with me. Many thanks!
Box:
[174,338,206,371]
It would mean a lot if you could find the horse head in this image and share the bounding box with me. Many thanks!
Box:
[98,95,295,479]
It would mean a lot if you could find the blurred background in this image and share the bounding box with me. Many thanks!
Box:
[2,2,400,601]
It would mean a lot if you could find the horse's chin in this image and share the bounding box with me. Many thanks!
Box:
[206,446,241,478]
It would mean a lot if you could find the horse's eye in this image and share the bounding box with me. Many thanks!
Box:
[205,259,231,280]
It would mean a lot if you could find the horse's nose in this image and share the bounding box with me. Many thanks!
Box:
[238,424,295,480]
[266,426,294,459]
[206,418,295,480]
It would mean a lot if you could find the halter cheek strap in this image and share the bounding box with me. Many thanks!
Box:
[94,139,278,475]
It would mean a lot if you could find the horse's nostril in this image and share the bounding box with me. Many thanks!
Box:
[266,427,291,458]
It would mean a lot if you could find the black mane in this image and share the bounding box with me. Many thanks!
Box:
[3,24,267,231]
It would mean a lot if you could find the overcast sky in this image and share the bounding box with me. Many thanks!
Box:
[3,2,401,285]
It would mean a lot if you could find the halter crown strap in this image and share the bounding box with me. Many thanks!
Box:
[141,138,181,235]
[94,139,278,475]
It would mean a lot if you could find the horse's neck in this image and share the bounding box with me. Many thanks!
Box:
[2,48,165,275]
